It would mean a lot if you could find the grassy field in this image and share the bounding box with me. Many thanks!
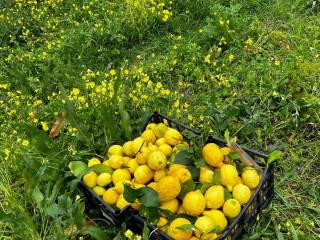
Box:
[0,0,319,239]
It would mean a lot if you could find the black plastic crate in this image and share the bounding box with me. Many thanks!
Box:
[79,112,274,240]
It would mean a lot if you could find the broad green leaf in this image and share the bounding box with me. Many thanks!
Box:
[140,187,160,207]
[187,165,200,180]
[273,220,284,240]
[212,170,221,185]
[288,222,298,240]
[68,161,87,177]
[179,179,196,199]
[224,129,230,143]
[173,149,192,165]
[229,152,240,160]
[123,184,142,203]
[84,226,110,240]
[91,164,112,174]
[74,202,85,228]
[268,150,283,165]
[224,189,232,200]
[31,186,43,206]
[119,96,132,139]
[194,158,206,168]
[208,226,221,234]
[198,183,213,194]
[176,224,195,231]
[142,224,150,240]
[139,205,160,225]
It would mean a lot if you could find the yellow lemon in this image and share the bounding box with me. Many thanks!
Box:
[167,218,193,240]
[141,129,156,144]
[132,137,147,155]
[148,143,158,152]
[136,147,150,165]
[93,186,106,196]
[131,200,141,210]
[146,123,157,131]
[242,168,260,189]
[158,176,181,202]
[127,158,139,174]
[134,165,154,184]
[109,155,124,169]
[116,194,130,209]
[114,180,132,194]
[204,185,225,209]
[194,216,218,240]
[164,128,183,146]
[147,181,158,192]
[154,169,167,182]
[202,143,224,168]
[182,190,206,216]
[97,173,112,187]
[103,188,119,205]
[123,141,135,157]
[154,123,168,138]
[88,157,101,167]
[133,182,145,189]
[232,183,251,205]
[172,144,188,154]
[108,145,123,157]
[236,176,243,184]
[112,169,131,185]
[158,144,173,157]
[157,217,169,232]
[223,199,241,218]
[122,156,131,165]
[102,160,110,167]
[160,198,179,214]
[189,237,199,240]
[177,205,185,214]
[220,164,238,191]
[203,210,228,233]
[172,168,192,183]
[83,171,98,188]
[147,151,167,170]
[155,137,167,146]
[168,164,186,175]
[199,167,214,183]
[220,147,232,156]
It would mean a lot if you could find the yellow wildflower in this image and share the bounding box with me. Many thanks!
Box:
[41,121,49,131]
[125,229,133,238]
[22,140,30,147]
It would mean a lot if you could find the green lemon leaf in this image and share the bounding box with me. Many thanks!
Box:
[212,169,221,185]
[31,186,43,206]
[173,148,193,165]
[179,179,196,199]
[142,224,150,240]
[187,165,200,180]
[176,224,195,231]
[198,183,213,194]
[229,152,240,160]
[139,187,160,207]
[224,188,232,200]
[139,205,160,225]
[268,150,283,165]
[84,226,110,240]
[208,226,221,234]
[68,161,88,177]
[123,184,142,203]
[91,164,112,174]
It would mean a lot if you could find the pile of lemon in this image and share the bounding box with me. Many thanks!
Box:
[82,123,261,240]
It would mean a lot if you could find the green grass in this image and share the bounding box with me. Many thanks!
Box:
[0,0,319,239]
